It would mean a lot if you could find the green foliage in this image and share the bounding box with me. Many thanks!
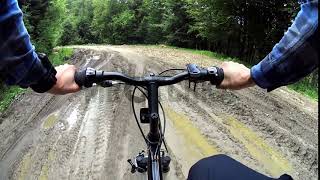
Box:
[0,86,25,113]
[20,0,300,61]
[55,0,298,60]
[288,72,318,100]
[91,0,128,43]
[59,20,78,45]
[49,48,74,66]
[22,0,67,53]
[70,0,95,44]
[110,10,135,44]
[167,46,251,67]
[36,0,67,52]
[18,0,316,99]
[288,83,318,100]
[140,0,166,44]
[162,0,194,47]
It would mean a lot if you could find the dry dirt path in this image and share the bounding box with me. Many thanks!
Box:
[0,45,318,180]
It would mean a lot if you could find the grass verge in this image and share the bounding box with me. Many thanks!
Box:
[49,48,74,66]
[288,82,318,100]
[155,45,253,67]
[0,86,25,112]
[0,48,74,113]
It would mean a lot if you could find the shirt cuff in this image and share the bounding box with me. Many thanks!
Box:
[250,62,272,89]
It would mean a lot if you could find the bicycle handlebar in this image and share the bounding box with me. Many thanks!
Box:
[74,64,224,88]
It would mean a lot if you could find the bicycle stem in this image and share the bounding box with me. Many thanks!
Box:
[147,82,160,145]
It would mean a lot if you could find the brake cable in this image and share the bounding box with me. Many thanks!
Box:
[132,86,169,153]
[132,86,148,144]
[158,69,185,76]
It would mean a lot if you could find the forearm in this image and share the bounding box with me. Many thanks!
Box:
[0,0,46,87]
[0,1,79,95]
[251,0,318,92]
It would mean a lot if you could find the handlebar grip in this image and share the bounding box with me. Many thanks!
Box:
[216,67,224,86]
[207,66,224,86]
[74,69,87,87]
[74,67,103,88]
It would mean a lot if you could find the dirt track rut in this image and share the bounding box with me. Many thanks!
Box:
[0,45,318,180]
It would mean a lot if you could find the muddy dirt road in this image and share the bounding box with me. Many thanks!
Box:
[0,45,318,180]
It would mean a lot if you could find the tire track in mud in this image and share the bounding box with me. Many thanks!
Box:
[0,93,82,180]
[101,48,185,180]
[144,57,317,180]
[172,82,315,179]
[229,89,318,177]
[203,87,318,178]
[97,51,146,180]
[60,51,121,179]
[165,81,316,180]
[113,48,317,180]
[163,84,290,175]
[91,88,113,179]
[69,91,101,179]
[157,77,270,177]
[0,49,120,180]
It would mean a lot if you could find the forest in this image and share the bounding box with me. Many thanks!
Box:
[0,0,318,109]
[20,0,300,64]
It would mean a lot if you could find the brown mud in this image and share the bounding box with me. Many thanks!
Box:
[0,45,317,180]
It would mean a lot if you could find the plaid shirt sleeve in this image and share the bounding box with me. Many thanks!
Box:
[0,0,46,88]
[251,0,318,92]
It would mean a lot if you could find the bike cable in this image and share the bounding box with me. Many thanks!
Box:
[158,69,185,76]
[132,86,169,153]
[132,86,148,144]
[158,102,169,153]
[139,86,168,153]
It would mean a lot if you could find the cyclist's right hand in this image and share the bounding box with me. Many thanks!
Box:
[218,61,255,90]
[48,64,81,95]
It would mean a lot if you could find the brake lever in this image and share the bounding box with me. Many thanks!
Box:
[187,64,201,92]
[188,81,197,92]
[97,80,125,87]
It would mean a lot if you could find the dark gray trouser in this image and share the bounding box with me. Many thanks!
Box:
[187,154,293,180]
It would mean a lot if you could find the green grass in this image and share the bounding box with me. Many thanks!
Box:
[0,48,74,113]
[0,86,25,112]
[49,48,74,66]
[288,82,318,100]
[156,45,253,67]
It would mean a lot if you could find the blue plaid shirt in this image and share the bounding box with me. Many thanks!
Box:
[0,0,46,87]
[251,0,318,91]
[0,0,318,90]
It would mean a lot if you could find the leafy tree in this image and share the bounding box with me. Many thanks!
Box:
[59,20,78,45]
[20,0,67,52]
[139,0,166,44]
[162,0,195,47]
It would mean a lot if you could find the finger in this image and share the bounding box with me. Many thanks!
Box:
[70,83,81,92]
[216,83,226,89]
